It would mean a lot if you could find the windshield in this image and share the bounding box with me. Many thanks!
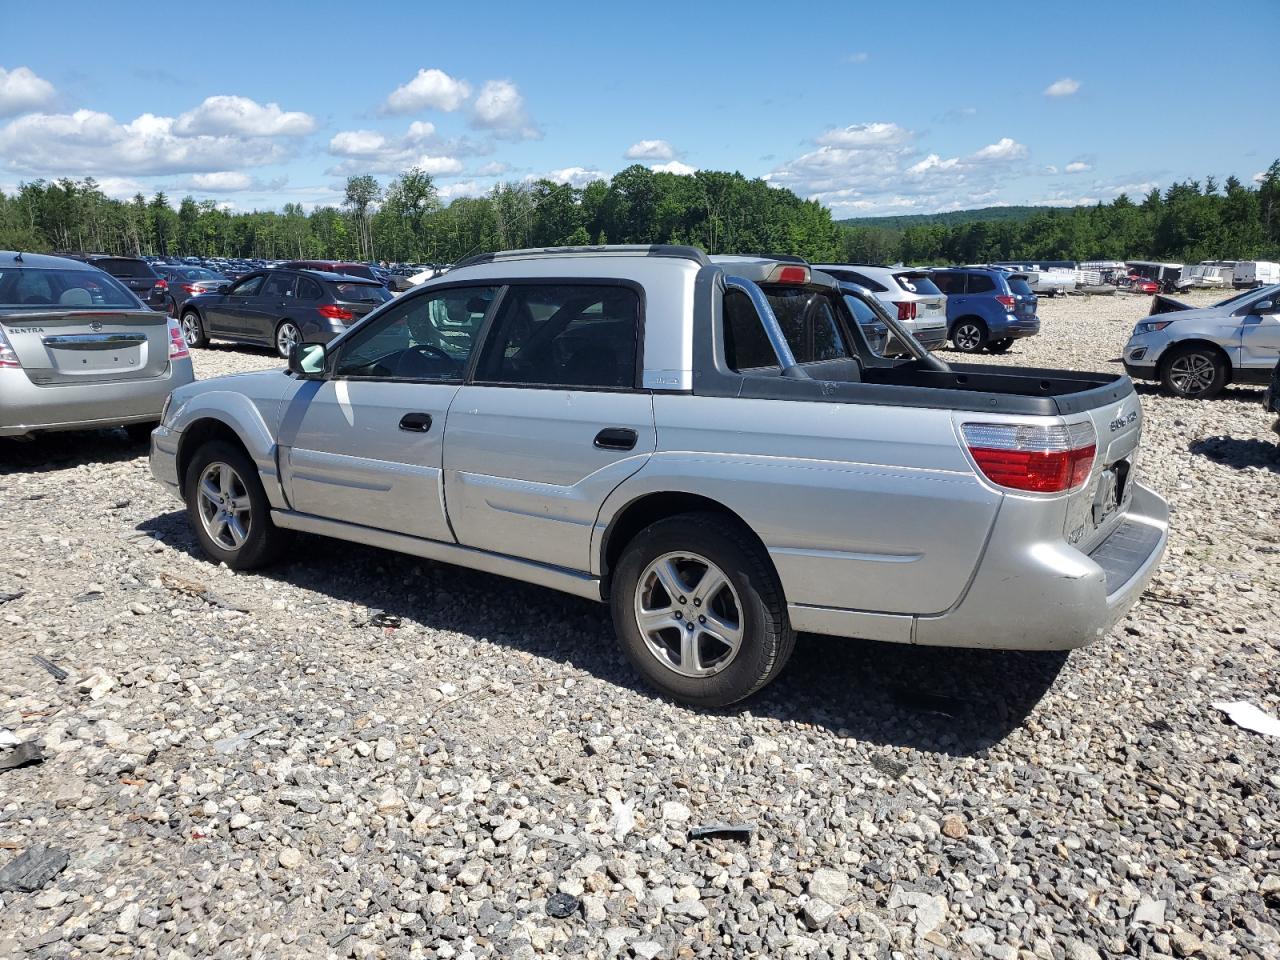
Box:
[1007,277,1035,297]
[1213,285,1276,309]
[0,267,141,308]
[894,272,942,296]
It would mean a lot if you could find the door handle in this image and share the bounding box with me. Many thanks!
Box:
[594,427,638,451]
[398,412,433,433]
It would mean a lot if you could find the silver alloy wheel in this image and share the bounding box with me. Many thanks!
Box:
[634,551,744,678]
[181,313,201,345]
[276,322,300,358]
[1168,352,1217,395]
[196,461,252,551]
[955,323,983,351]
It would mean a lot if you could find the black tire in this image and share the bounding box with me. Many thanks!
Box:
[180,310,206,348]
[951,319,988,353]
[987,338,1014,354]
[184,440,287,570]
[610,511,795,708]
[1160,344,1228,399]
[275,321,301,359]
[123,421,158,444]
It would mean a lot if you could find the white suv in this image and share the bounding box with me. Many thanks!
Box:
[813,264,948,349]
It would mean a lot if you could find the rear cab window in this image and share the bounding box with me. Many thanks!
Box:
[723,285,852,372]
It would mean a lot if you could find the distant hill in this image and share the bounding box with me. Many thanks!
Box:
[838,206,1061,231]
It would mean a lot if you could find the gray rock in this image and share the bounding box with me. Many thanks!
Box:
[0,846,69,892]
[808,867,850,904]
[802,897,836,929]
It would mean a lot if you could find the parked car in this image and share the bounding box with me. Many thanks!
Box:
[1125,261,1183,293]
[280,260,389,287]
[812,263,947,350]
[930,267,1040,353]
[1123,283,1280,398]
[154,265,228,317]
[1233,261,1280,289]
[1124,276,1160,295]
[179,269,392,358]
[65,254,168,311]
[1264,357,1280,440]
[0,251,194,440]
[150,245,1168,706]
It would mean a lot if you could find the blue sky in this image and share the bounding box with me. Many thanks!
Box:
[1,0,1276,218]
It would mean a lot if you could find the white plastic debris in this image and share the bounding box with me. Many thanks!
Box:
[0,730,20,747]
[608,794,636,840]
[1211,701,1280,738]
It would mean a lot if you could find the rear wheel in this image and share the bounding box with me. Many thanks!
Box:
[180,310,206,348]
[184,441,287,570]
[987,338,1014,354]
[951,319,988,353]
[275,321,301,359]
[610,512,794,707]
[1161,345,1227,399]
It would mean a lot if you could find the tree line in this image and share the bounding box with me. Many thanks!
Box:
[1,159,1277,268]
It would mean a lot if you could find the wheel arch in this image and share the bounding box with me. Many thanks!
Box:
[949,314,988,335]
[1159,338,1234,385]
[176,418,254,499]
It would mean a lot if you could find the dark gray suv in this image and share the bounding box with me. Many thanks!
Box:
[178,269,392,357]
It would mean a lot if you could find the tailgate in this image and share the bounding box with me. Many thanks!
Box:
[1063,389,1144,554]
[0,309,171,385]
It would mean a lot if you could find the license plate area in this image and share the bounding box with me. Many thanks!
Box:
[1092,458,1133,525]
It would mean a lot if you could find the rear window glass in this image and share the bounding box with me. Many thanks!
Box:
[895,273,942,296]
[177,267,221,281]
[1007,277,1035,297]
[0,268,139,308]
[334,282,392,304]
[95,258,155,278]
[826,269,887,293]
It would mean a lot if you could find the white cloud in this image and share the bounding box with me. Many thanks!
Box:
[816,122,912,148]
[969,137,1028,162]
[1064,160,1091,174]
[190,171,252,191]
[471,80,540,140]
[845,52,869,64]
[437,179,490,200]
[543,166,608,188]
[474,161,510,176]
[0,66,56,117]
[384,68,472,114]
[174,95,315,137]
[0,109,289,176]
[1044,77,1080,97]
[625,139,675,161]
[652,160,697,176]
[327,121,475,176]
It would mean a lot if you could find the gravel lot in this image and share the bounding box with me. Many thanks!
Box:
[1,290,1277,960]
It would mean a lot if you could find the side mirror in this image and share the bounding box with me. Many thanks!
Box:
[1252,300,1275,315]
[288,342,327,378]
[217,284,230,294]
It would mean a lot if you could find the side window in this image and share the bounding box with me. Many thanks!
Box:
[932,272,956,294]
[967,273,995,294]
[262,274,295,299]
[475,284,640,389]
[334,286,497,381]
[723,289,778,370]
[229,275,264,297]
[297,278,323,301]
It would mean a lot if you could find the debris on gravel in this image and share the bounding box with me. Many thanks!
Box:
[0,300,1277,958]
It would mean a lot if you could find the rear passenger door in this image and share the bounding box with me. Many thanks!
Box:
[251,272,296,342]
[443,282,656,572]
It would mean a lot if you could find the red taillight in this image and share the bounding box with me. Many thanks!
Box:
[155,278,168,291]
[896,301,917,321]
[318,304,354,321]
[0,328,21,368]
[181,283,200,295]
[962,422,1096,494]
[775,265,808,284]
[167,318,189,360]
[995,294,1016,312]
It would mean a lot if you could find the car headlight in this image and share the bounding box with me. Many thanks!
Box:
[1134,320,1173,335]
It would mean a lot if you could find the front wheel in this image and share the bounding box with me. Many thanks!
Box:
[180,311,206,348]
[610,512,794,707]
[1161,345,1227,399]
[987,338,1014,354]
[275,321,301,359]
[951,320,988,353]
[184,441,287,570]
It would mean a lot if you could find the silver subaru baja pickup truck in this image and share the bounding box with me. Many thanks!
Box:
[149,245,1169,707]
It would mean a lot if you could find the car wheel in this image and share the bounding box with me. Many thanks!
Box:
[951,320,988,353]
[275,321,301,359]
[987,338,1014,354]
[184,440,287,570]
[610,512,795,707]
[180,310,206,348]
[1161,345,1227,399]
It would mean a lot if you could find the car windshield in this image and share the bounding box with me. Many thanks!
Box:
[895,272,942,296]
[1007,277,1035,297]
[334,282,391,304]
[1213,286,1272,309]
[0,267,140,308]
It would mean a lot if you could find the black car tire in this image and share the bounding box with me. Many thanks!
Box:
[180,310,206,348]
[1160,344,1228,399]
[610,512,795,708]
[184,441,287,570]
[951,319,989,353]
[987,338,1014,354]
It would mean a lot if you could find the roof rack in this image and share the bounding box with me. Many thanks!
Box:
[454,244,710,269]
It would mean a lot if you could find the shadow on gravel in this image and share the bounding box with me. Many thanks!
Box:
[139,509,1067,757]
[1189,435,1280,472]
[0,429,148,475]
[1131,381,1263,403]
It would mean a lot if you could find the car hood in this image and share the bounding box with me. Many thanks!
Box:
[173,367,286,403]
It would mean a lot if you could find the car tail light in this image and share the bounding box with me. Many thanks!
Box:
[318,303,354,321]
[181,283,201,295]
[167,317,189,360]
[961,421,1096,493]
[995,294,1016,312]
[0,327,21,368]
[896,301,917,321]
[766,264,810,284]
[155,278,168,291]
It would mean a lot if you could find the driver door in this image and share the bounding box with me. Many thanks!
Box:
[278,285,497,542]
[1239,297,1280,375]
